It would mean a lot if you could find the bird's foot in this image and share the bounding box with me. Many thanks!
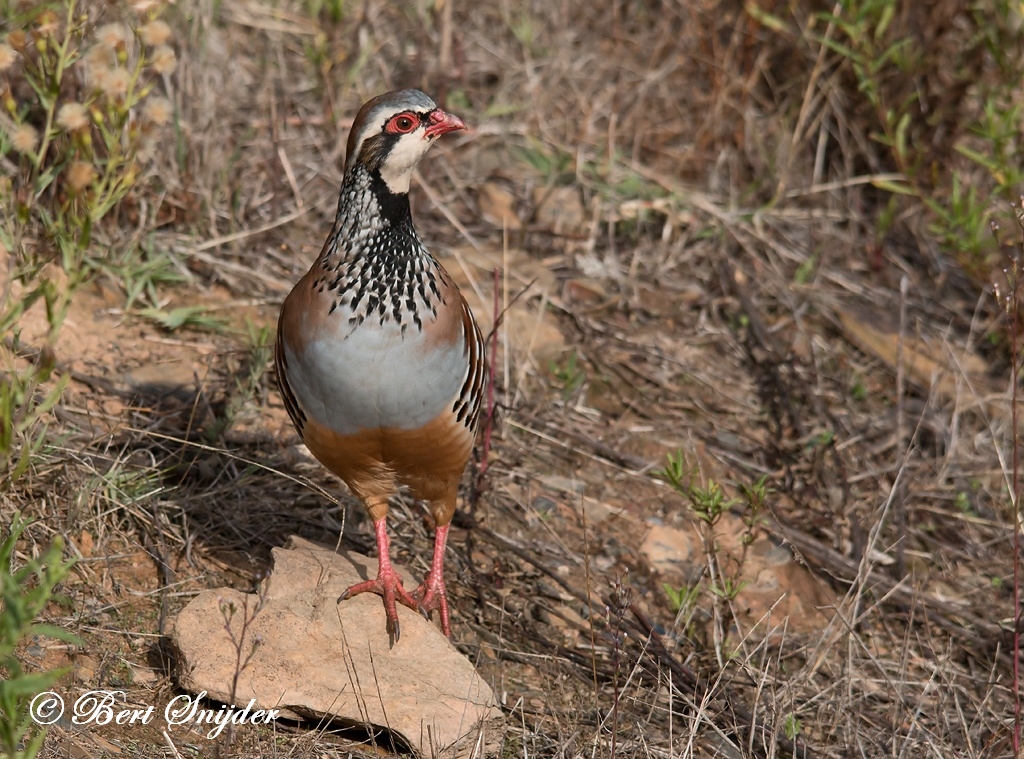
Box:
[412,571,451,637]
[338,567,421,646]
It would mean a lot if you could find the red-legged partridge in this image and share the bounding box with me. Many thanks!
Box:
[276,90,485,644]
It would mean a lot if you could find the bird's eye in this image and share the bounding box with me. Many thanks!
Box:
[387,114,418,134]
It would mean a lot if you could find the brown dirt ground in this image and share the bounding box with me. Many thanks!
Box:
[3,0,1021,757]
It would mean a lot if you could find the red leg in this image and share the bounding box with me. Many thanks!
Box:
[413,523,451,636]
[337,517,420,644]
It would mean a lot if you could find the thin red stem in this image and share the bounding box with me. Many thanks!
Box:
[478,266,501,478]
[1014,260,1021,753]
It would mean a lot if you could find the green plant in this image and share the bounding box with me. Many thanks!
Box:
[957,98,1024,193]
[931,94,1022,279]
[662,581,700,615]
[1,0,175,482]
[136,305,227,333]
[771,0,1024,281]
[2,0,176,298]
[0,343,69,484]
[0,512,80,759]
[300,0,348,24]
[550,350,586,400]
[240,320,273,397]
[686,479,735,525]
[709,575,747,602]
[783,713,802,741]
[814,0,921,174]
[502,6,541,55]
[660,451,739,526]
[793,251,818,285]
[657,452,772,645]
[849,375,867,402]
[205,320,272,441]
[91,458,164,510]
[953,490,975,516]
[92,241,188,310]
[924,175,994,279]
[516,138,573,180]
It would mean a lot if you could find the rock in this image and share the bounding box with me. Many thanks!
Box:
[835,301,996,407]
[170,537,503,757]
[641,523,697,573]
[73,653,100,685]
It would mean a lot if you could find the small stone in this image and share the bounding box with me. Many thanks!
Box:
[74,653,99,684]
[640,524,696,572]
[592,554,614,572]
[531,495,558,515]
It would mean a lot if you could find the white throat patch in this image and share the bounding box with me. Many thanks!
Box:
[378,130,432,194]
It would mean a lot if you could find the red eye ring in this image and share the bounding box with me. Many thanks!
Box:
[386,113,419,134]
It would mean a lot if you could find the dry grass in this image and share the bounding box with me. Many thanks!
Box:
[3,0,1023,756]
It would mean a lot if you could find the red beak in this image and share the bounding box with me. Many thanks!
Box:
[424,109,466,138]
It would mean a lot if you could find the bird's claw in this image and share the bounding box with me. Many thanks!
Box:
[412,574,451,637]
[338,570,419,644]
[387,617,400,647]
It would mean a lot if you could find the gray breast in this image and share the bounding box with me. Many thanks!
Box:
[285,316,467,435]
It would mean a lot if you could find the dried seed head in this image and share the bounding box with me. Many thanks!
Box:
[7,30,28,52]
[0,43,16,72]
[139,20,172,46]
[84,43,116,72]
[137,136,157,163]
[10,123,38,154]
[142,96,172,126]
[57,102,90,131]
[96,23,129,51]
[87,65,110,92]
[66,161,97,192]
[101,67,131,99]
[35,10,59,36]
[131,0,163,14]
[150,44,176,74]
